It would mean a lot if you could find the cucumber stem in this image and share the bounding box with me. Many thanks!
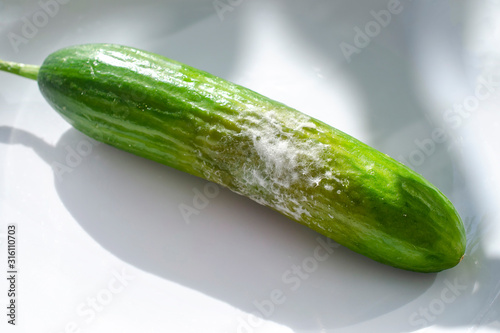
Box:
[0,59,40,81]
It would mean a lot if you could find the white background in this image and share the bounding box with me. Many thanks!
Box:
[0,0,499,332]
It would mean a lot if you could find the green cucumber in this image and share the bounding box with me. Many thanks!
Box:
[0,44,466,272]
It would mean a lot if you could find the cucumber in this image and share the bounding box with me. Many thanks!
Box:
[0,44,466,272]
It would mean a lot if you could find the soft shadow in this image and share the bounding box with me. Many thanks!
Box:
[1,125,438,331]
[1,1,497,331]
[1,0,241,81]
[279,0,499,331]
[4,122,497,332]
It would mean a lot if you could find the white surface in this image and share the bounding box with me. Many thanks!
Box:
[0,0,499,332]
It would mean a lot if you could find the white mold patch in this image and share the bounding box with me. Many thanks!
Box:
[228,107,333,220]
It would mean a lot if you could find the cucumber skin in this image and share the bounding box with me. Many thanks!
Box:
[37,44,466,272]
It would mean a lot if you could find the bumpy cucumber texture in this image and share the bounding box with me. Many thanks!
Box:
[0,44,466,272]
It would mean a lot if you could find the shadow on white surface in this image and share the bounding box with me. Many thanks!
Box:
[1,0,500,331]
[1,126,435,330]
[0,118,497,333]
